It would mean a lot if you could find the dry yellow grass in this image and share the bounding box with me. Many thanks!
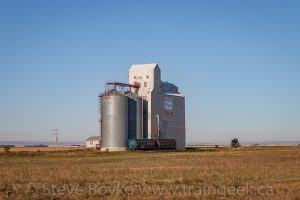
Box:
[0,147,84,152]
[0,146,299,199]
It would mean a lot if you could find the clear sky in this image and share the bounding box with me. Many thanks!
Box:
[0,0,299,144]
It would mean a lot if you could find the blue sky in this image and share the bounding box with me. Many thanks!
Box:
[0,0,299,144]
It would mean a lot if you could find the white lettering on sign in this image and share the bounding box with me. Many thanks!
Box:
[164,96,173,111]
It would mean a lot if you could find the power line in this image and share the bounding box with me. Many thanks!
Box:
[0,129,57,137]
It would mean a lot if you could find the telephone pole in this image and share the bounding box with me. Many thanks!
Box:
[52,129,59,146]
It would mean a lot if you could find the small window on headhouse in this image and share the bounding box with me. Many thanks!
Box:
[144,82,147,87]
[146,75,149,79]
[134,76,137,79]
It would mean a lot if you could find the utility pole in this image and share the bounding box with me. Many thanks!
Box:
[52,129,59,146]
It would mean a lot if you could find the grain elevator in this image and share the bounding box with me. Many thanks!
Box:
[99,63,185,151]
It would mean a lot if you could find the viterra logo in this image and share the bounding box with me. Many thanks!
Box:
[164,96,173,111]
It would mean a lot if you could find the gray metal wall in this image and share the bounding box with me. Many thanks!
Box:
[101,89,128,148]
[150,91,186,150]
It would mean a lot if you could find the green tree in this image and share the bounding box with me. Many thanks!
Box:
[231,138,240,148]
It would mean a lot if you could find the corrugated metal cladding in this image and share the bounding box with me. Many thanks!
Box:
[100,89,128,148]
[125,91,143,139]
[100,89,144,149]
[127,96,137,139]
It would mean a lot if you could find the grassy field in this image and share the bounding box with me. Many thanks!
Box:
[0,146,299,200]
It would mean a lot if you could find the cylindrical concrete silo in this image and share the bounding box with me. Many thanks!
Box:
[101,89,128,150]
[126,91,143,139]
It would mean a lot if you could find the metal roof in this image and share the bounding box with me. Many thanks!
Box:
[86,136,101,141]
[125,91,140,99]
[100,89,126,97]
[163,93,185,97]
[129,63,159,71]
[161,81,179,94]
[161,81,176,87]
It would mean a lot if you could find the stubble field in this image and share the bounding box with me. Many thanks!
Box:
[0,146,299,200]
